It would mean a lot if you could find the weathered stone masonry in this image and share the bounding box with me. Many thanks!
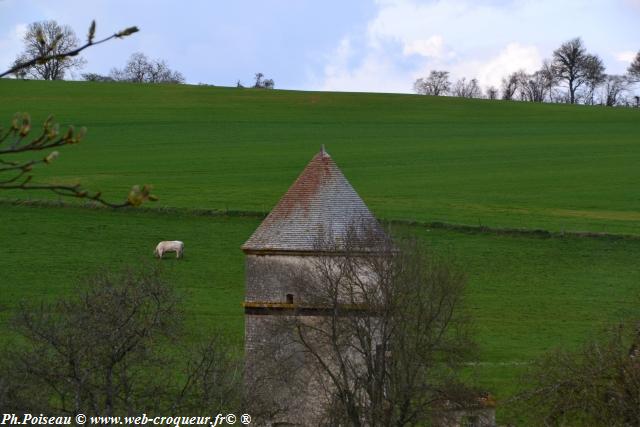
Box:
[242,147,385,425]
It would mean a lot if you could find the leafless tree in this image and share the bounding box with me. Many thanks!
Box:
[3,21,138,80]
[452,77,482,99]
[253,72,264,88]
[517,68,554,103]
[81,72,114,82]
[0,264,242,415]
[551,37,605,104]
[147,59,184,84]
[485,86,498,100]
[600,75,630,107]
[583,56,607,105]
[114,52,149,82]
[262,78,275,89]
[501,72,519,100]
[514,320,640,426]
[628,51,640,83]
[110,52,184,84]
[413,71,451,96]
[251,226,483,427]
[173,335,243,414]
[252,72,275,89]
[540,60,558,101]
[0,264,179,414]
[12,20,86,80]
[1,21,153,208]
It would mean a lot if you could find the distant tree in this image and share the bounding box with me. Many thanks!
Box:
[253,72,264,88]
[600,75,630,107]
[485,86,498,100]
[110,52,184,84]
[112,52,149,82]
[150,59,184,83]
[501,72,519,100]
[236,80,244,88]
[262,78,275,89]
[452,77,482,98]
[551,37,605,104]
[583,56,606,105]
[12,20,86,80]
[252,72,275,89]
[628,51,640,82]
[11,67,27,80]
[413,70,451,96]
[82,72,114,82]
[515,319,640,426]
[1,22,154,208]
[517,68,554,103]
[540,60,558,101]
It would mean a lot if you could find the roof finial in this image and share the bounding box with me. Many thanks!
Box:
[321,144,328,157]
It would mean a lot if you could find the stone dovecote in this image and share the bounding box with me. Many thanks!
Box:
[242,147,385,425]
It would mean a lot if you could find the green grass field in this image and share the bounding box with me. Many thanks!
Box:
[1,79,639,233]
[1,80,639,422]
[2,202,638,421]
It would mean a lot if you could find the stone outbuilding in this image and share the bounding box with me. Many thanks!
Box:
[241,147,496,426]
[241,147,384,425]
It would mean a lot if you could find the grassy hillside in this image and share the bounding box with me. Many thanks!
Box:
[2,203,639,411]
[1,79,639,234]
[1,81,639,422]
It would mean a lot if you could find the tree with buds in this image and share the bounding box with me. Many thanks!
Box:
[1,21,155,208]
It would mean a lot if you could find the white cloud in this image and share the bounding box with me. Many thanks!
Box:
[614,50,636,63]
[312,0,640,93]
[323,37,353,79]
[474,43,542,89]
[315,0,547,93]
[402,36,444,58]
[320,37,410,93]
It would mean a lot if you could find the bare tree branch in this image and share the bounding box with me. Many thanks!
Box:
[2,21,138,79]
[0,22,157,208]
[514,320,640,426]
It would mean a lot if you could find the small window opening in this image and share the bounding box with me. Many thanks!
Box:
[286,294,294,304]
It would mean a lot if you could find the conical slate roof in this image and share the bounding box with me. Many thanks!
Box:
[242,148,384,252]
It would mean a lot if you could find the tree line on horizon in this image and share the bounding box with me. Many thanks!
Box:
[9,20,185,84]
[7,21,639,103]
[7,20,277,88]
[414,37,640,107]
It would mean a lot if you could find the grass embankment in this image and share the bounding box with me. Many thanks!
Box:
[1,79,639,234]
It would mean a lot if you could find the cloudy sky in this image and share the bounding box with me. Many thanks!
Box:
[1,0,639,93]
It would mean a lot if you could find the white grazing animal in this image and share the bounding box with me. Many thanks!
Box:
[155,241,184,259]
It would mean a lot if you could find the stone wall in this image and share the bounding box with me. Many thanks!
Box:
[244,252,382,425]
[244,313,330,426]
[245,254,311,303]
